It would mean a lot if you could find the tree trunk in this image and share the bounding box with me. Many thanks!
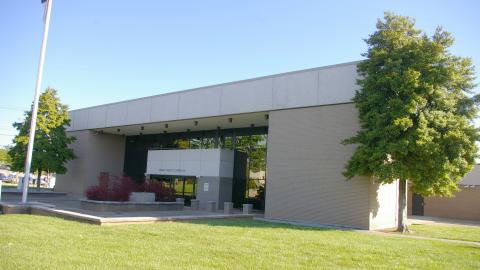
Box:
[36,170,41,191]
[397,179,409,233]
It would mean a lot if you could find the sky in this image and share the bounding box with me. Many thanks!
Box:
[1,0,479,147]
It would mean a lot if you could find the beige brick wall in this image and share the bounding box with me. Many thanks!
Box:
[55,130,125,196]
[265,103,397,229]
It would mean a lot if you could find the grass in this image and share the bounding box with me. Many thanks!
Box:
[0,182,18,188]
[1,182,52,191]
[409,224,480,242]
[0,215,479,270]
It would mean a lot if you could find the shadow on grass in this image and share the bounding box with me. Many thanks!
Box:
[181,218,343,232]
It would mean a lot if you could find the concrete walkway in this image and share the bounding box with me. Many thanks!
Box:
[364,230,480,247]
[0,192,259,225]
[408,215,480,227]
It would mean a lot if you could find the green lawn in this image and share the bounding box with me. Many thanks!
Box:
[409,224,480,242]
[0,215,479,270]
[1,182,52,191]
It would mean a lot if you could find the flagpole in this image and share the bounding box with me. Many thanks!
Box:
[21,0,53,203]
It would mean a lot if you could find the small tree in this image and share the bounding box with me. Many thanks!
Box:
[0,146,12,167]
[343,13,479,232]
[9,88,76,189]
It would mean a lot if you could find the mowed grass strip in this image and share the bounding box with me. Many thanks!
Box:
[409,223,480,242]
[0,215,479,270]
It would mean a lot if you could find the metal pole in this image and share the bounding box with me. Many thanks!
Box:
[21,0,53,203]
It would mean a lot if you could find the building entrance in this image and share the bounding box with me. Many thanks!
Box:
[151,175,197,205]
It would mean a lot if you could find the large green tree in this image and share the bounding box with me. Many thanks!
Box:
[343,13,479,232]
[9,88,76,189]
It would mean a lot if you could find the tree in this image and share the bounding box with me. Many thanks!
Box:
[9,88,76,189]
[343,13,479,232]
[0,146,12,167]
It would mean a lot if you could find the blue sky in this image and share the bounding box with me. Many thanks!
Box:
[1,0,479,146]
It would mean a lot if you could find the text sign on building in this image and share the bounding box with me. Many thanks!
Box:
[145,149,234,177]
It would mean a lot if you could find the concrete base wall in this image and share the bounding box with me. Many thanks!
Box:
[80,200,184,212]
[55,130,126,196]
[265,104,398,230]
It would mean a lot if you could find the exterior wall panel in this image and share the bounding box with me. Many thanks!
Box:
[318,64,359,104]
[220,78,273,115]
[423,188,480,220]
[126,99,151,125]
[266,104,372,228]
[272,70,318,109]
[106,103,128,127]
[87,106,107,129]
[369,181,398,230]
[67,61,361,131]
[150,93,180,122]
[55,131,126,196]
[178,86,222,119]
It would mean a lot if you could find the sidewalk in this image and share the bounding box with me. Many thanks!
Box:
[409,215,480,227]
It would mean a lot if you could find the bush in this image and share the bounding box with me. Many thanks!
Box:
[85,185,108,201]
[143,180,176,202]
[85,173,136,202]
[85,173,176,202]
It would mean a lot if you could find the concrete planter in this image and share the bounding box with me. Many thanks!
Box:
[130,192,155,202]
[206,201,217,212]
[80,199,184,212]
[243,204,253,214]
[190,199,200,210]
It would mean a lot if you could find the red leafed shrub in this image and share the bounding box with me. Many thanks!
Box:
[85,173,137,201]
[142,180,176,202]
[85,173,176,202]
[85,185,108,201]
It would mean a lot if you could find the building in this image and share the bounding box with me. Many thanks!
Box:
[408,164,480,221]
[56,61,400,230]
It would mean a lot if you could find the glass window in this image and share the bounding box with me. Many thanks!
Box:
[183,177,196,196]
[189,137,202,149]
[174,139,189,149]
[202,137,216,149]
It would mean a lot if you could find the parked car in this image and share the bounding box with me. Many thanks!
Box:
[0,173,7,181]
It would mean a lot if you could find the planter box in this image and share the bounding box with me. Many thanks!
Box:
[80,199,184,212]
[130,192,155,202]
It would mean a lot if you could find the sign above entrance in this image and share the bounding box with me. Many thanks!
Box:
[146,149,234,178]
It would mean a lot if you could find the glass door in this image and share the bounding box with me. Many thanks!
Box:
[172,176,197,206]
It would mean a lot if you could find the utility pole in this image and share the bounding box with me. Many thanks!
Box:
[21,0,53,203]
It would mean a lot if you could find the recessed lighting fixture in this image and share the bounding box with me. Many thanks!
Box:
[164,124,169,128]
[141,126,144,130]
[194,121,198,126]
[228,118,233,123]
